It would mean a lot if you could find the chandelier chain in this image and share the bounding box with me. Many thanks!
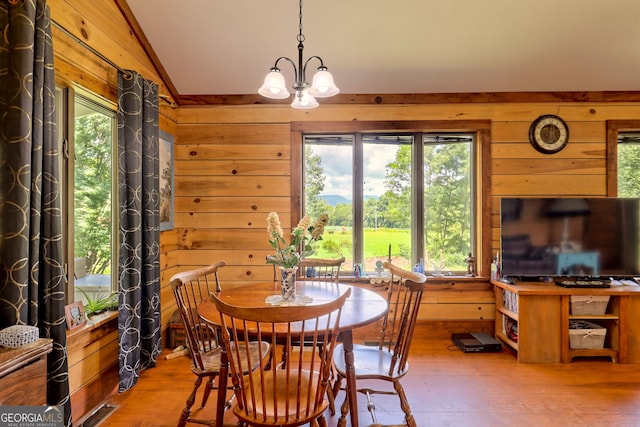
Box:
[297,0,305,43]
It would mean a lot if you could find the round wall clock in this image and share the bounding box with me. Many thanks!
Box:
[528,114,569,154]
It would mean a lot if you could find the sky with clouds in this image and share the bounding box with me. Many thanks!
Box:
[309,143,400,199]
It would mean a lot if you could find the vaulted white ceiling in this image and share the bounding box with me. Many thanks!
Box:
[126,0,640,97]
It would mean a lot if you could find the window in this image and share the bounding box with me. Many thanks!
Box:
[618,133,640,197]
[58,87,117,304]
[423,134,474,274]
[303,131,475,275]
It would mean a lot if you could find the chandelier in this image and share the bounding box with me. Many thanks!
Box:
[258,0,339,109]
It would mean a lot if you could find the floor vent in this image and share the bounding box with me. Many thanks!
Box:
[81,404,118,427]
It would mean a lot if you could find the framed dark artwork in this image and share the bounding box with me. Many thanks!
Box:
[159,130,175,231]
[65,301,86,330]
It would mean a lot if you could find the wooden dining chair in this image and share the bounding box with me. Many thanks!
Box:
[331,261,427,427]
[296,256,345,411]
[211,287,352,427]
[297,256,345,282]
[170,261,269,427]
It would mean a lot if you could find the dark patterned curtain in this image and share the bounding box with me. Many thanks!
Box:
[0,0,70,424]
[117,70,161,392]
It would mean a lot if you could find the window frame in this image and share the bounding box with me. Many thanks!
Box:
[291,120,492,277]
[58,84,118,304]
[607,120,640,197]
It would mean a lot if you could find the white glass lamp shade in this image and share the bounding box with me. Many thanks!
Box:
[258,69,291,99]
[291,89,319,109]
[308,68,339,97]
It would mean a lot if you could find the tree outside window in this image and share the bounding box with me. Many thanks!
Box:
[303,132,474,275]
[618,133,640,197]
[74,109,113,276]
[59,90,117,305]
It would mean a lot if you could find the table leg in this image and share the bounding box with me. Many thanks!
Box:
[215,350,228,427]
[342,330,359,427]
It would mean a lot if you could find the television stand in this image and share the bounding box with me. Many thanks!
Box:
[492,279,640,363]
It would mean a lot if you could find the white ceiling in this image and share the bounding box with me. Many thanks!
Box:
[126,0,640,97]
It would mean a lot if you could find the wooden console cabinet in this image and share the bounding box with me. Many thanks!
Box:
[492,280,640,363]
[0,338,53,405]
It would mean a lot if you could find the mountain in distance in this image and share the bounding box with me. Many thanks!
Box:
[321,194,379,206]
[321,194,350,206]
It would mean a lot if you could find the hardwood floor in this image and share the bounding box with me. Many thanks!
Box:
[91,331,640,427]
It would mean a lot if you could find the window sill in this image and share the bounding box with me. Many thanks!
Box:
[425,275,490,283]
[343,275,490,283]
[345,276,491,293]
[66,310,118,340]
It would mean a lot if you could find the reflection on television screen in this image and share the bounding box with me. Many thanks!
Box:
[500,198,640,278]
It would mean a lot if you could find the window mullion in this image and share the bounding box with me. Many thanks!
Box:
[412,133,424,267]
[353,133,364,265]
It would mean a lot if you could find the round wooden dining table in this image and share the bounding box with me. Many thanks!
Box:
[198,280,388,427]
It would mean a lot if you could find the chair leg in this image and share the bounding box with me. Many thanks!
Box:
[216,359,231,427]
[326,383,337,415]
[326,365,337,415]
[393,380,417,427]
[200,375,215,407]
[329,370,344,416]
[178,375,203,427]
[337,391,349,427]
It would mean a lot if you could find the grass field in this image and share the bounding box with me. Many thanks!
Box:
[314,226,466,273]
[315,226,412,270]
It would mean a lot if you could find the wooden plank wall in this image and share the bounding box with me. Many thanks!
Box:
[175,103,639,278]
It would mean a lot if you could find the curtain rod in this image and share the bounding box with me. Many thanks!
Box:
[51,19,177,108]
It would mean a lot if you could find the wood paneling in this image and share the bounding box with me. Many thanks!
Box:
[174,229,271,250]
[66,314,119,424]
[492,174,606,196]
[177,103,640,124]
[177,91,640,106]
[52,0,174,101]
[174,196,290,214]
[420,303,495,321]
[175,144,290,161]
[67,317,119,393]
[177,123,290,144]
[492,142,605,159]
[492,120,605,143]
[175,159,290,176]
[176,175,290,197]
[163,249,273,267]
[175,212,277,229]
[491,158,606,175]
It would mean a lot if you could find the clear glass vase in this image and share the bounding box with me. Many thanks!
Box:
[279,267,297,301]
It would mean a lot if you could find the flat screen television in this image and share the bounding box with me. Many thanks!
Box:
[500,197,640,279]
